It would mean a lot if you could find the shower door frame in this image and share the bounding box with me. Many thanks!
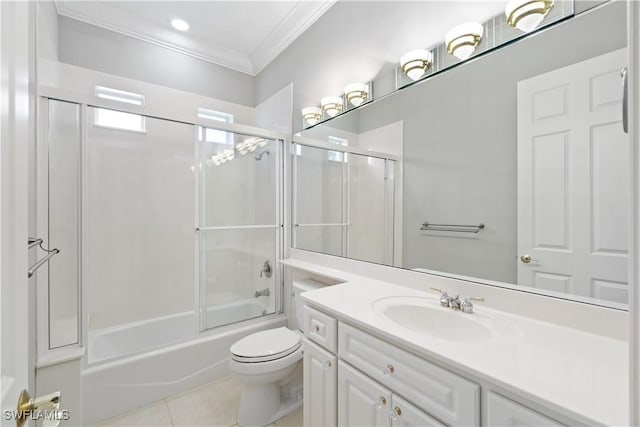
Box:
[36,85,287,367]
[195,124,286,332]
[291,135,399,265]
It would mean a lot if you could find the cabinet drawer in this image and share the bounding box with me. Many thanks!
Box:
[339,322,479,426]
[304,305,337,353]
[487,393,565,426]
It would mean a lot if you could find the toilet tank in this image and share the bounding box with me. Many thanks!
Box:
[292,279,325,332]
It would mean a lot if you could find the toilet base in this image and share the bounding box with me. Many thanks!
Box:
[237,383,302,427]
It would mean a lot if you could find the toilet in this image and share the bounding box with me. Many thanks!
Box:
[229,279,324,426]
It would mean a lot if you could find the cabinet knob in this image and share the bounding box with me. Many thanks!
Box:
[326,360,332,368]
[379,396,387,405]
[383,363,395,376]
[314,324,320,332]
[394,407,402,416]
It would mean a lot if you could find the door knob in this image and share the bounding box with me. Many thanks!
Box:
[16,390,62,427]
[520,254,532,263]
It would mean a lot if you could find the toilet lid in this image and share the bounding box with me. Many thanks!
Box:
[231,327,301,361]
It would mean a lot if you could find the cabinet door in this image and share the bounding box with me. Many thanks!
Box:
[338,361,392,427]
[487,392,565,426]
[303,338,337,427]
[391,394,446,427]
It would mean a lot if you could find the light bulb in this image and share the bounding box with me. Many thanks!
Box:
[445,22,483,60]
[400,49,433,81]
[505,0,554,32]
[171,18,189,32]
[301,106,322,125]
[344,83,369,107]
[321,96,343,117]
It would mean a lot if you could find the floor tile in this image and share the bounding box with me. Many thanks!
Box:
[96,400,173,427]
[166,377,242,427]
[275,407,302,427]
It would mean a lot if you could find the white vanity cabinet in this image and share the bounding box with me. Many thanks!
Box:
[486,392,565,426]
[303,337,337,427]
[338,361,391,426]
[339,322,479,426]
[338,361,445,427]
[302,304,574,427]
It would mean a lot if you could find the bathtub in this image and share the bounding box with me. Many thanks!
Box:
[82,299,286,425]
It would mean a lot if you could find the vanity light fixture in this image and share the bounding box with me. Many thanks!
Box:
[171,18,190,32]
[505,0,554,33]
[209,149,234,166]
[236,137,267,155]
[301,107,322,126]
[321,96,343,118]
[344,83,369,107]
[445,23,484,60]
[400,49,433,81]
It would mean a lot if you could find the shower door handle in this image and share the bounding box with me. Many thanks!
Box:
[622,67,629,134]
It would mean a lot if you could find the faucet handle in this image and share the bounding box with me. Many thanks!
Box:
[460,296,484,314]
[430,287,450,306]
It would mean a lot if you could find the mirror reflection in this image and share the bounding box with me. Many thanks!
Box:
[294,1,629,307]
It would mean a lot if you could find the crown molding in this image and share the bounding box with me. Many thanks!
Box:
[54,0,335,76]
[250,0,337,75]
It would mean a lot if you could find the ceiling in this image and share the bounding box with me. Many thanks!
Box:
[55,1,337,76]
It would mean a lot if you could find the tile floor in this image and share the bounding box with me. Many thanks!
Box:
[94,376,302,427]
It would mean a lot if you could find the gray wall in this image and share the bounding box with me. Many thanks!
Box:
[37,1,58,60]
[57,16,254,106]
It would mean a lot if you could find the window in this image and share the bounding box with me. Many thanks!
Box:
[94,86,146,132]
[197,108,234,145]
[95,85,145,105]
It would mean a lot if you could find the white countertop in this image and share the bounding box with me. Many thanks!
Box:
[301,279,629,426]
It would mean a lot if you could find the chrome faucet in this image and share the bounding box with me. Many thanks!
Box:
[431,288,484,314]
[255,288,270,298]
[259,260,272,278]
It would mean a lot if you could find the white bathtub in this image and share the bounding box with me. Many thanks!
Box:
[82,299,285,425]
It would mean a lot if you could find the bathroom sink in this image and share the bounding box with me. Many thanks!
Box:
[372,296,493,343]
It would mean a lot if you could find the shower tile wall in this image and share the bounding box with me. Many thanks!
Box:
[86,110,195,332]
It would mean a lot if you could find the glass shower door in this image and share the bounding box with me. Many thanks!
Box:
[198,129,280,330]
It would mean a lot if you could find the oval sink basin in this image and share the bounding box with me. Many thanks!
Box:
[372,296,493,343]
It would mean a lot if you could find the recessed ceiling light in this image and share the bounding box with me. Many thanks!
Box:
[171,18,189,32]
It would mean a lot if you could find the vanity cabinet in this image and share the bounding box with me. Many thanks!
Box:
[339,322,479,426]
[302,304,573,427]
[486,392,565,427]
[338,361,391,426]
[338,361,444,427]
[303,337,337,427]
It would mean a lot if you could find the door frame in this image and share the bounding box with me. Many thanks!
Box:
[0,0,37,423]
[629,1,639,424]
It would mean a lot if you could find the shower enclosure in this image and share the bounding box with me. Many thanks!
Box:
[292,138,397,266]
[36,90,285,422]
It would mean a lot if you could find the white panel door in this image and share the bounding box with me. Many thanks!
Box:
[517,49,629,303]
[0,2,36,426]
[303,338,337,427]
[338,361,391,427]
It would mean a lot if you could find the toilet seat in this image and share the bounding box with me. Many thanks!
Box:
[231,327,301,363]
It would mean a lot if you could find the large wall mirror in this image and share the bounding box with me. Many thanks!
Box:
[293,1,630,308]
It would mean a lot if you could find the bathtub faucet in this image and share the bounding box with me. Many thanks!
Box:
[254,288,270,298]
[259,260,272,278]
